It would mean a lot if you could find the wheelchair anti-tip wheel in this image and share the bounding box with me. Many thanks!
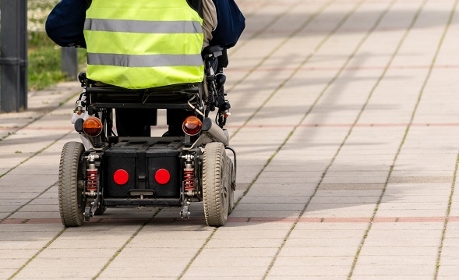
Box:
[58,142,87,227]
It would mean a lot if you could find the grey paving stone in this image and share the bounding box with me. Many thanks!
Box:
[437,265,459,278]
[352,264,436,277]
[268,264,350,277]
[183,265,269,278]
[205,237,284,248]
[0,269,18,280]
[9,211,61,219]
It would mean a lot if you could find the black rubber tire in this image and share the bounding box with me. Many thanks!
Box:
[58,142,86,227]
[227,155,235,215]
[203,142,230,227]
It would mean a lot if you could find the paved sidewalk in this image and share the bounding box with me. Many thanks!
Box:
[2,0,459,278]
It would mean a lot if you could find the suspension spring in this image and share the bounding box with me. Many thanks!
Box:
[183,154,195,194]
[184,169,195,192]
[86,169,98,194]
[86,154,98,196]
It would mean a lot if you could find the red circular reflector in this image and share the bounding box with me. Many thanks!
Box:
[113,169,129,185]
[155,169,170,185]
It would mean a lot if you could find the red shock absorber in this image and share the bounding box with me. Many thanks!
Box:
[183,155,195,194]
[86,155,98,195]
[184,169,194,192]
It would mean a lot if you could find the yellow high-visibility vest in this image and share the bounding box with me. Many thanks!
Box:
[84,0,204,89]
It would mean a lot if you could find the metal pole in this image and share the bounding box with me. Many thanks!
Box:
[62,47,78,80]
[0,0,28,112]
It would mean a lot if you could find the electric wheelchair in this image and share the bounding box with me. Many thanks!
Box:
[58,46,236,227]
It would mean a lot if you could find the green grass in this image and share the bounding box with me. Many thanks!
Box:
[27,0,86,91]
[28,31,66,91]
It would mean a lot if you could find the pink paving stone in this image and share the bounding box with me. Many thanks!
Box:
[323,217,372,223]
[26,218,63,224]
[396,217,447,223]
[298,217,323,223]
[0,219,26,224]
[447,216,459,222]
[249,217,298,223]
[372,217,398,223]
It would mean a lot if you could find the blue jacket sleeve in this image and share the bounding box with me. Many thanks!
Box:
[45,0,89,47]
[210,0,245,48]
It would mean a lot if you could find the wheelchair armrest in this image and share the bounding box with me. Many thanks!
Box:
[202,45,224,59]
[78,72,98,87]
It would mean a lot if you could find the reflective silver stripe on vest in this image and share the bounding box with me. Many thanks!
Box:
[87,53,203,67]
[84,19,202,33]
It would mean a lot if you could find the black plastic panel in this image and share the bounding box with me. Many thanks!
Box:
[103,139,183,199]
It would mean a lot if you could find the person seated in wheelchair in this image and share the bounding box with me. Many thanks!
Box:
[46,0,245,137]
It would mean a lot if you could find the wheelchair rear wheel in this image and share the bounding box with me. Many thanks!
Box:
[202,142,232,226]
[58,142,87,227]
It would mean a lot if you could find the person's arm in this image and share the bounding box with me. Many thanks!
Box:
[201,0,218,47]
